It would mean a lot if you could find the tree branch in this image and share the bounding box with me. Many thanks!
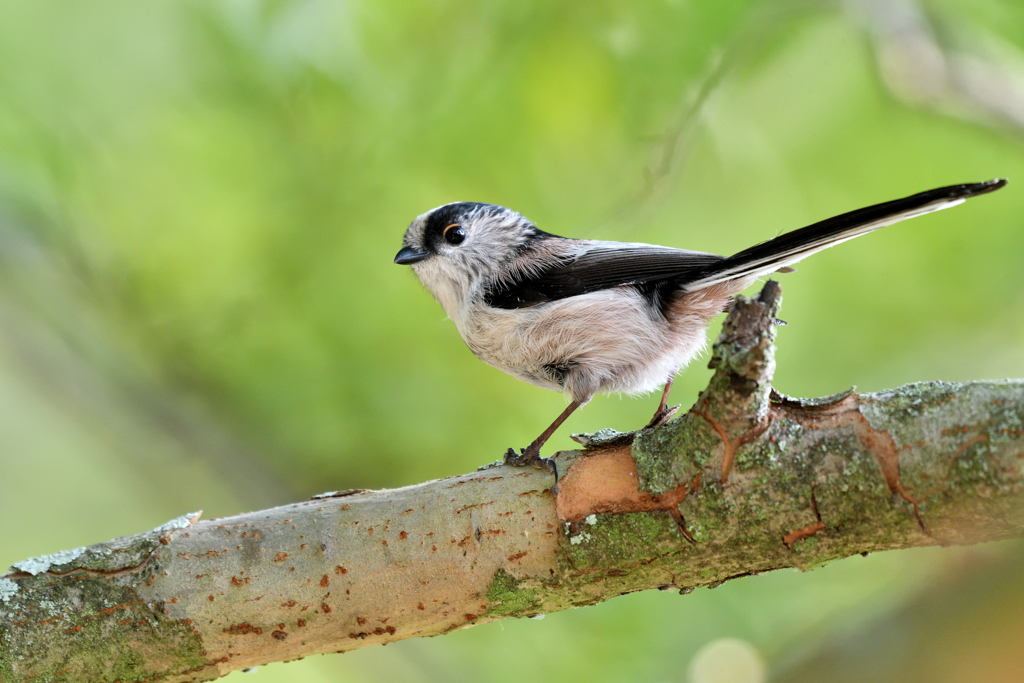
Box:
[3,281,1023,682]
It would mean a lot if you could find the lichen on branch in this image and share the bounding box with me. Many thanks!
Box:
[3,282,1023,682]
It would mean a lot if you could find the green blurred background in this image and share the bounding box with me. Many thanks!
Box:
[2,0,1023,681]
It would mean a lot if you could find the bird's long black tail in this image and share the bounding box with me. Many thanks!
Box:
[683,179,1007,292]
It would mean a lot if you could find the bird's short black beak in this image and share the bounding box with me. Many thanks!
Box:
[394,246,430,265]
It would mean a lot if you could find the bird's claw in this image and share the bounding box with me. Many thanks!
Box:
[645,404,680,429]
[504,447,559,482]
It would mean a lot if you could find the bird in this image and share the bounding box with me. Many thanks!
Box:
[394,179,1007,473]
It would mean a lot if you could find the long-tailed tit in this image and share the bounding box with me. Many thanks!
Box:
[395,180,1006,472]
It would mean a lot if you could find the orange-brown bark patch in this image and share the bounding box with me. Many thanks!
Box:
[694,411,770,483]
[554,447,690,524]
[783,521,826,549]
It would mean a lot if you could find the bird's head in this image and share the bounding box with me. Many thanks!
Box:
[395,202,549,316]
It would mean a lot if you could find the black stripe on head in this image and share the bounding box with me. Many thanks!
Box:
[422,202,554,252]
[421,203,489,251]
[422,203,483,251]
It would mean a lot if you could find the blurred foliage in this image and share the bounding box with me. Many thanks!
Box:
[1,0,1024,681]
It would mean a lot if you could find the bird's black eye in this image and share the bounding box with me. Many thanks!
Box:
[443,224,466,245]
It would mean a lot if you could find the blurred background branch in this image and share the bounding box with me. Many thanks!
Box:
[849,0,1024,136]
[0,209,289,506]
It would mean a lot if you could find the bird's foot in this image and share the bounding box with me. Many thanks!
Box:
[504,446,559,481]
[645,404,680,429]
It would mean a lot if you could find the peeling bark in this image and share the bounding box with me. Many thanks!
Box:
[2,281,1023,682]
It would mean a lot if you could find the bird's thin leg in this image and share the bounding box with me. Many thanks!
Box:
[505,400,582,477]
[655,378,674,416]
[645,378,678,428]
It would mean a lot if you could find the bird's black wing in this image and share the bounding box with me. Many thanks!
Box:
[484,242,726,309]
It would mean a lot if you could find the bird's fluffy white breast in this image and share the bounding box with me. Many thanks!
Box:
[452,287,712,402]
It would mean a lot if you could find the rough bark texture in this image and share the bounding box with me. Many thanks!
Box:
[3,281,1023,682]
